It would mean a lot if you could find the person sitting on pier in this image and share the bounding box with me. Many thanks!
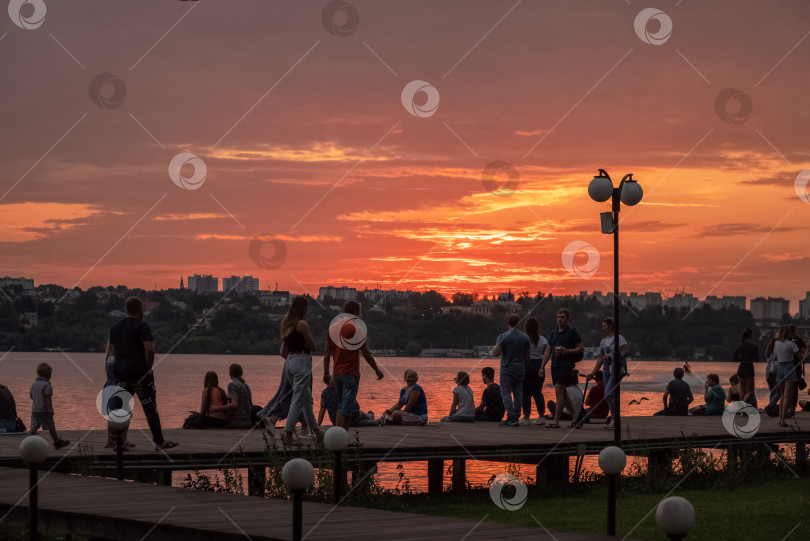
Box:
[474,367,505,422]
[441,371,476,422]
[580,370,609,422]
[726,374,742,403]
[0,383,19,433]
[318,376,377,427]
[377,369,428,426]
[210,364,254,429]
[689,373,725,416]
[653,367,693,416]
[545,370,583,422]
[197,371,229,428]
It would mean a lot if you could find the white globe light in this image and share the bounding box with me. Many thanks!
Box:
[20,435,50,464]
[620,181,643,206]
[323,426,349,451]
[281,458,315,491]
[589,175,614,202]
[656,496,695,536]
[598,446,626,475]
[107,408,132,432]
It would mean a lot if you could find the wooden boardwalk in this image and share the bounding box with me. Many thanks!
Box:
[0,468,617,541]
[0,414,806,473]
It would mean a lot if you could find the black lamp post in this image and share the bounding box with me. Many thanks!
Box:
[108,408,131,481]
[588,169,644,447]
[19,436,49,541]
[598,445,627,537]
[323,426,349,504]
[282,458,315,541]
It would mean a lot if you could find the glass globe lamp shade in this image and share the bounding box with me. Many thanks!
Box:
[620,181,643,206]
[589,175,614,202]
[324,426,349,451]
[655,496,695,537]
[282,458,315,491]
[598,446,627,475]
[20,435,49,464]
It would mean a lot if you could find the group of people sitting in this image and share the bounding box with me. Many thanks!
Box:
[187,362,616,432]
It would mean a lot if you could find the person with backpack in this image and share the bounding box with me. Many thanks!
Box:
[588,317,630,430]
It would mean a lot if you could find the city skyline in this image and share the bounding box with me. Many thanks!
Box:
[2,2,810,307]
[5,273,810,318]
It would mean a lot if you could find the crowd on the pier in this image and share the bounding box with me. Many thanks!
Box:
[1,296,807,449]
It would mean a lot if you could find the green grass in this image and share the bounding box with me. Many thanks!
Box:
[363,477,809,540]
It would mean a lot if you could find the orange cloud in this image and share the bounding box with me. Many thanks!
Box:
[0,203,104,242]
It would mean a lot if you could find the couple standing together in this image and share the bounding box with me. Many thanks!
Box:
[264,297,383,439]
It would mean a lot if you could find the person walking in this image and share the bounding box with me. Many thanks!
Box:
[322,300,384,430]
[109,297,177,451]
[256,342,306,433]
[541,308,584,428]
[28,363,69,449]
[492,313,530,427]
[280,296,319,440]
[521,317,547,425]
[587,317,629,430]
[732,328,758,406]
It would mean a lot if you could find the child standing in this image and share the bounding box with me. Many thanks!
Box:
[29,362,70,449]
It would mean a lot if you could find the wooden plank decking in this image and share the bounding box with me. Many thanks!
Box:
[0,414,806,472]
[0,468,618,541]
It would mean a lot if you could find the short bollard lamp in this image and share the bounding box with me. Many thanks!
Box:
[656,496,695,541]
[107,408,131,481]
[323,426,349,505]
[598,445,627,537]
[282,458,315,541]
[19,435,49,541]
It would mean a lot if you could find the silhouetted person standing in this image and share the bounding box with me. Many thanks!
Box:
[492,313,530,427]
[109,297,177,450]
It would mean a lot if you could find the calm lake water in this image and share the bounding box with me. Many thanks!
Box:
[1,352,771,491]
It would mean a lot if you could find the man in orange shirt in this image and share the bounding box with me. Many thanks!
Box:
[323,300,384,429]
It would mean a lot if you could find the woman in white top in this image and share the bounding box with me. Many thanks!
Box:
[588,317,630,430]
[521,317,548,425]
[774,325,801,427]
[442,371,476,422]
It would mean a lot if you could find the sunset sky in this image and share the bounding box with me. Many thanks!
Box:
[2,1,809,308]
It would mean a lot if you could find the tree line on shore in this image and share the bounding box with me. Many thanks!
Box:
[0,285,790,360]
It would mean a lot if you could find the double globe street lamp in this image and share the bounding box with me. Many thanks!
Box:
[588,169,643,447]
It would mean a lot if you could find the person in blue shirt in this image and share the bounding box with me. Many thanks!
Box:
[492,314,530,427]
[377,369,428,426]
